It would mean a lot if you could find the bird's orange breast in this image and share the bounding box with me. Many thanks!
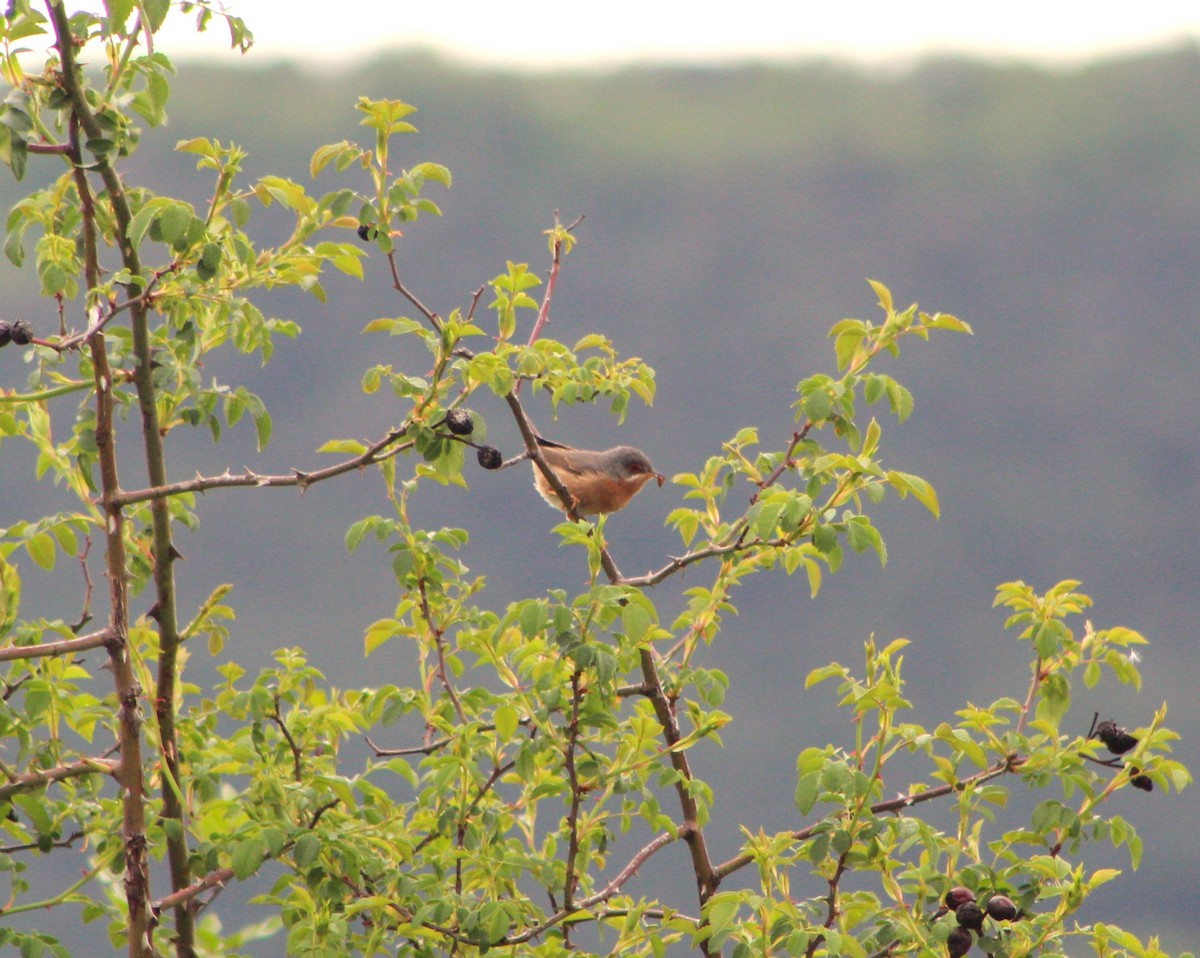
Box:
[533,465,654,515]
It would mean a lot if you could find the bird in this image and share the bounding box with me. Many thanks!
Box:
[531,436,665,515]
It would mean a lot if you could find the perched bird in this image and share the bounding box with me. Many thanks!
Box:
[531,436,665,515]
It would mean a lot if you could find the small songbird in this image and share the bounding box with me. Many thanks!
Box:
[531,436,665,515]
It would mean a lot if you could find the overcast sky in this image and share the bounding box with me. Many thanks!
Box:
[155,1,1200,70]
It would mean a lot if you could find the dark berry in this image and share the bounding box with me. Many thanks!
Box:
[9,320,32,346]
[1129,768,1153,791]
[1095,720,1138,755]
[444,408,474,436]
[947,925,973,958]
[476,445,502,470]
[357,224,377,242]
[0,321,10,347]
[944,886,976,911]
[985,894,1017,922]
[955,902,985,933]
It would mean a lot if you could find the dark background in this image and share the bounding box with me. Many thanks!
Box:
[3,42,1198,952]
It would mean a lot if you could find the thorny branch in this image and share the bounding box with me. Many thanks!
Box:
[48,7,154,954]
[112,429,415,506]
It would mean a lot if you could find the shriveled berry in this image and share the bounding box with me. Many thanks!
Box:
[444,408,474,436]
[9,320,32,346]
[476,445,502,470]
[944,886,976,911]
[1095,720,1138,755]
[955,902,985,933]
[947,925,973,958]
[985,894,1017,922]
[1129,769,1153,792]
[0,321,10,347]
[356,224,377,242]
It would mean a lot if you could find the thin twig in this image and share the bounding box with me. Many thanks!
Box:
[69,536,94,634]
[417,577,465,724]
[386,251,442,332]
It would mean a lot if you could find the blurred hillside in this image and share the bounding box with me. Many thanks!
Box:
[3,44,1199,951]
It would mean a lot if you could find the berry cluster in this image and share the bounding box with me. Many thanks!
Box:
[944,887,1018,956]
[0,320,33,348]
[1093,717,1152,791]
[429,408,505,471]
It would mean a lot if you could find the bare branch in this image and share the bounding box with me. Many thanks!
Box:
[113,431,413,506]
[0,755,118,801]
[386,251,442,331]
[151,867,235,914]
[0,627,115,662]
[712,755,1026,882]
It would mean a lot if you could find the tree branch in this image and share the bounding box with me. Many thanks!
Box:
[0,625,115,661]
[48,9,154,953]
[0,754,118,801]
[112,431,414,506]
[712,754,1026,882]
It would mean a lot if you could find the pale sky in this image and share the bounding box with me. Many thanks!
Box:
[155,1,1200,70]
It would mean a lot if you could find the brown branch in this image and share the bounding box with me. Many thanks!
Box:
[750,423,813,504]
[498,826,685,945]
[712,754,1026,882]
[151,867,235,914]
[50,274,171,353]
[515,211,581,393]
[614,522,752,588]
[26,142,72,155]
[269,698,303,782]
[112,431,413,506]
[0,830,84,854]
[417,577,465,725]
[806,851,850,958]
[69,536,94,634]
[464,284,486,324]
[638,647,718,917]
[386,251,442,331]
[1016,657,1045,736]
[366,716,532,758]
[0,754,118,801]
[411,760,513,859]
[0,627,114,662]
[48,11,153,953]
[562,670,584,912]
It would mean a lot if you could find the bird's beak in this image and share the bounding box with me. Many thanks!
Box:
[654,473,665,487]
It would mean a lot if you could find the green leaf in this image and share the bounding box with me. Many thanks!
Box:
[621,602,653,644]
[318,439,368,455]
[812,524,838,555]
[494,705,519,741]
[25,532,55,571]
[885,378,914,422]
[0,555,19,637]
[868,279,894,315]
[924,312,973,334]
[410,161,452,187]
[364,619,399,654]
[886,470,939,518]
[292,832,322,868]
[230,835,267,879]
[253,407,272,451]
[803,388,831,422]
